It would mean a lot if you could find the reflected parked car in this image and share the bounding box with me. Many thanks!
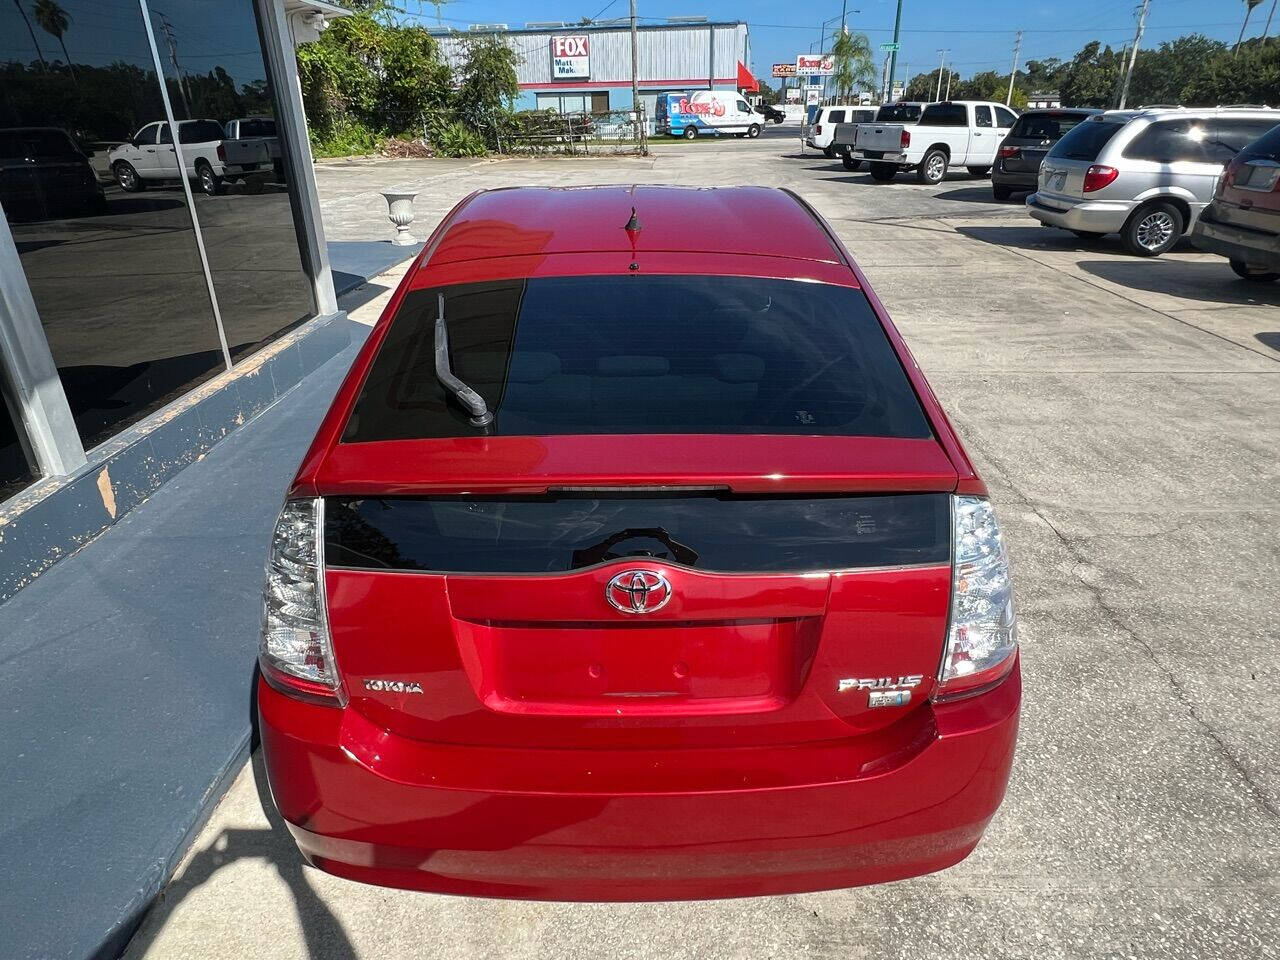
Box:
[1028,107,1280,256]
[0,127,105,220]
[1190,122,1280,281]
[256,184,1021,901]
[992,108,1101,200]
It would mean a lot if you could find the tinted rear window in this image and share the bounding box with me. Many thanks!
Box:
[877,104,921,123]
[236,118,276,137]
[343,275,931,442]
[180,121,225,143]
[325,493,950,574]
[1010,112,1093,141]
[920,104,967,127]
[1048,118,1125,160]
[1239,122,1280,161]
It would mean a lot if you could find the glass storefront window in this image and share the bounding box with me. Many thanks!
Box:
[1,0,228,451]
[155,0,315,360]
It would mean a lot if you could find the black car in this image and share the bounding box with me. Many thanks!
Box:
[0,127,105,221]
[755,104,786,124]
[992,108,1101,200]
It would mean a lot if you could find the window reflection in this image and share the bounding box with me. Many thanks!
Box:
[153,0,315,359]
[1,383,37,502]
[1,0,225,450]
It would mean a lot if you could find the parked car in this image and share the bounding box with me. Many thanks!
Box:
[832,102,927,171]
[256,184,1021,901]
[223,116,283,179]
[755,103,786,124]
[108,118,271,195]
[659,91,761,139]
[0,127,105,220]
[1028,107,1280,256]
[991,108,1102,200]
[806,105,876,158]
[851,100,1020,183]
[1190,121,1280,280]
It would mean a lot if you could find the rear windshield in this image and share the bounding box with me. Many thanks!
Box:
[236,118,276,137]
[919,104,967,127]
[1239,122,1280,161]
[343,275,931,442]
[1048,118,1124,160]
[876,104,921,123]
[1010,112,1093,141]
[180,121,225,144]
[0,129,79,159]
[325,493,950,574]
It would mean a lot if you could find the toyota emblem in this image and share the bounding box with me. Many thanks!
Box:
[605,570,672,614]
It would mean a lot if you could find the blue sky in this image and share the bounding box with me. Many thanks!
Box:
[398,0,1275,85]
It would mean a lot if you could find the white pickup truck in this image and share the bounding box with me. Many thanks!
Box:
[850,100,1020,184]
[109,118,272,195]
[832,102,926,171]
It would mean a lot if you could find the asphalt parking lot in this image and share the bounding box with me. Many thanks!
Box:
[126,134,1280,959]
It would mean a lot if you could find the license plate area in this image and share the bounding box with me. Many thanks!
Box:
[465,617,818,716]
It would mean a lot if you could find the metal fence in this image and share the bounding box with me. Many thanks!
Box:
[497,108,648,156]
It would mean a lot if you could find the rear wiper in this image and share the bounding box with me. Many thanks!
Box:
[434,292,494,429]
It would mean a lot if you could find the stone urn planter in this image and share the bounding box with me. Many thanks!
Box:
[380,189,418,245]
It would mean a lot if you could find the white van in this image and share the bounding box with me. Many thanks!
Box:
[660,91,763,139]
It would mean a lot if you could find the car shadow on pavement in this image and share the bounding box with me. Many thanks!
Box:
[1257,332,1280,352]
[957,222,1126,253]
[1077,259,1280,307]
[935,185,1022,204]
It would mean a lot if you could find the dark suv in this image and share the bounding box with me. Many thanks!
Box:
[992,109,1101,201]
[1191,122,1280,281]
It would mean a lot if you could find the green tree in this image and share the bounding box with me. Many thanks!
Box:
[1182,37,1280,102]
[831,28,876,100]
[1058,41,1126,107]
[455,33,519,146]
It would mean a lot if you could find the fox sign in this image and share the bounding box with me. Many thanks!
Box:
[552,35,590,79]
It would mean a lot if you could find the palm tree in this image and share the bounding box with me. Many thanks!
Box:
[1235,0,1265,54]
[33,0,75,81]
[11,0,48,72]
[1262,0,1278,43]
[831,28,876,102]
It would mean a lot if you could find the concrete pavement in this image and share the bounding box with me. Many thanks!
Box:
[125,137,1279,959]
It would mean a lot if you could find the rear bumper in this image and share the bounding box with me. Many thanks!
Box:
[991,166,1038,190]
[854,151,907,164]
[1190,204,1280,270]
[1027,193,1134,233]
[257,660,1020,901]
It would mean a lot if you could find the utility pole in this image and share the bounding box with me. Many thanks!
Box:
[154,11,191,118]
[887,0,904,106]
[881,53,891,102]
[935,48,948,101]
[944,67,952,100]
[1006,30,1022,105]
[630,0,643,151]
[1117,0,1150,110]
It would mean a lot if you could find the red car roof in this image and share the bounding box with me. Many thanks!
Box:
[419,186,846,268]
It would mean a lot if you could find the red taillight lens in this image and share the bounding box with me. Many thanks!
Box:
[998,145,1020,159]
[216,143,226,162]
[814,124,822,135]
[1082,164,1119,193]
[900,129,911,148]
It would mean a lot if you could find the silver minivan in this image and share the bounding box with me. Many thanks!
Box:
[1027,107,1280,256]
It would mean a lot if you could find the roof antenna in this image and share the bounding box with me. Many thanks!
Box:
[624,206,641,269]
[434,293,493,429]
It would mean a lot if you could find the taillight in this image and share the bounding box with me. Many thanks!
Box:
[936,496,1018,701]
[1082,164,1119,192]
[900,129,911,148]
[216,143,226,162]
[260,498,342,704]
[815,124,822,135]
[998,145,1020,159]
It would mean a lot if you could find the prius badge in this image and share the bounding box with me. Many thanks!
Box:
[838,675,924,708]
[606,570,671,614]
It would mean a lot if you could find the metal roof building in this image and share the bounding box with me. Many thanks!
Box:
[434,20,754,125]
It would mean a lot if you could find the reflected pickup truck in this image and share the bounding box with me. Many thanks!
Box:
[832,102,926,172]
[223,116,283,179]
[852,100,1019,184]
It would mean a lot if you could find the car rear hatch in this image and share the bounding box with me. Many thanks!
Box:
[855,124,905,155]
[308,271,962,753]
[1038,117,1127,202]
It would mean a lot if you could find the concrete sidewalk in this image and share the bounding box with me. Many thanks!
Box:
[0,264,403,960]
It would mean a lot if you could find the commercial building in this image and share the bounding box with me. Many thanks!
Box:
[434,19,756,127]
[0,0,352,601]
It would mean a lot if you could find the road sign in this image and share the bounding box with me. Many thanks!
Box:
[772,63,797,78]
[795,54,835,76]
[879,42,900,52]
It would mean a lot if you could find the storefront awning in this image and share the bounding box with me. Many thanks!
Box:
[737,61,759,93]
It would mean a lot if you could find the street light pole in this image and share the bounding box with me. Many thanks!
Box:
[630,0,642,148]
[887,0,904,104]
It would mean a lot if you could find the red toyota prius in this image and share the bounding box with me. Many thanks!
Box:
[258,185,1020,900]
